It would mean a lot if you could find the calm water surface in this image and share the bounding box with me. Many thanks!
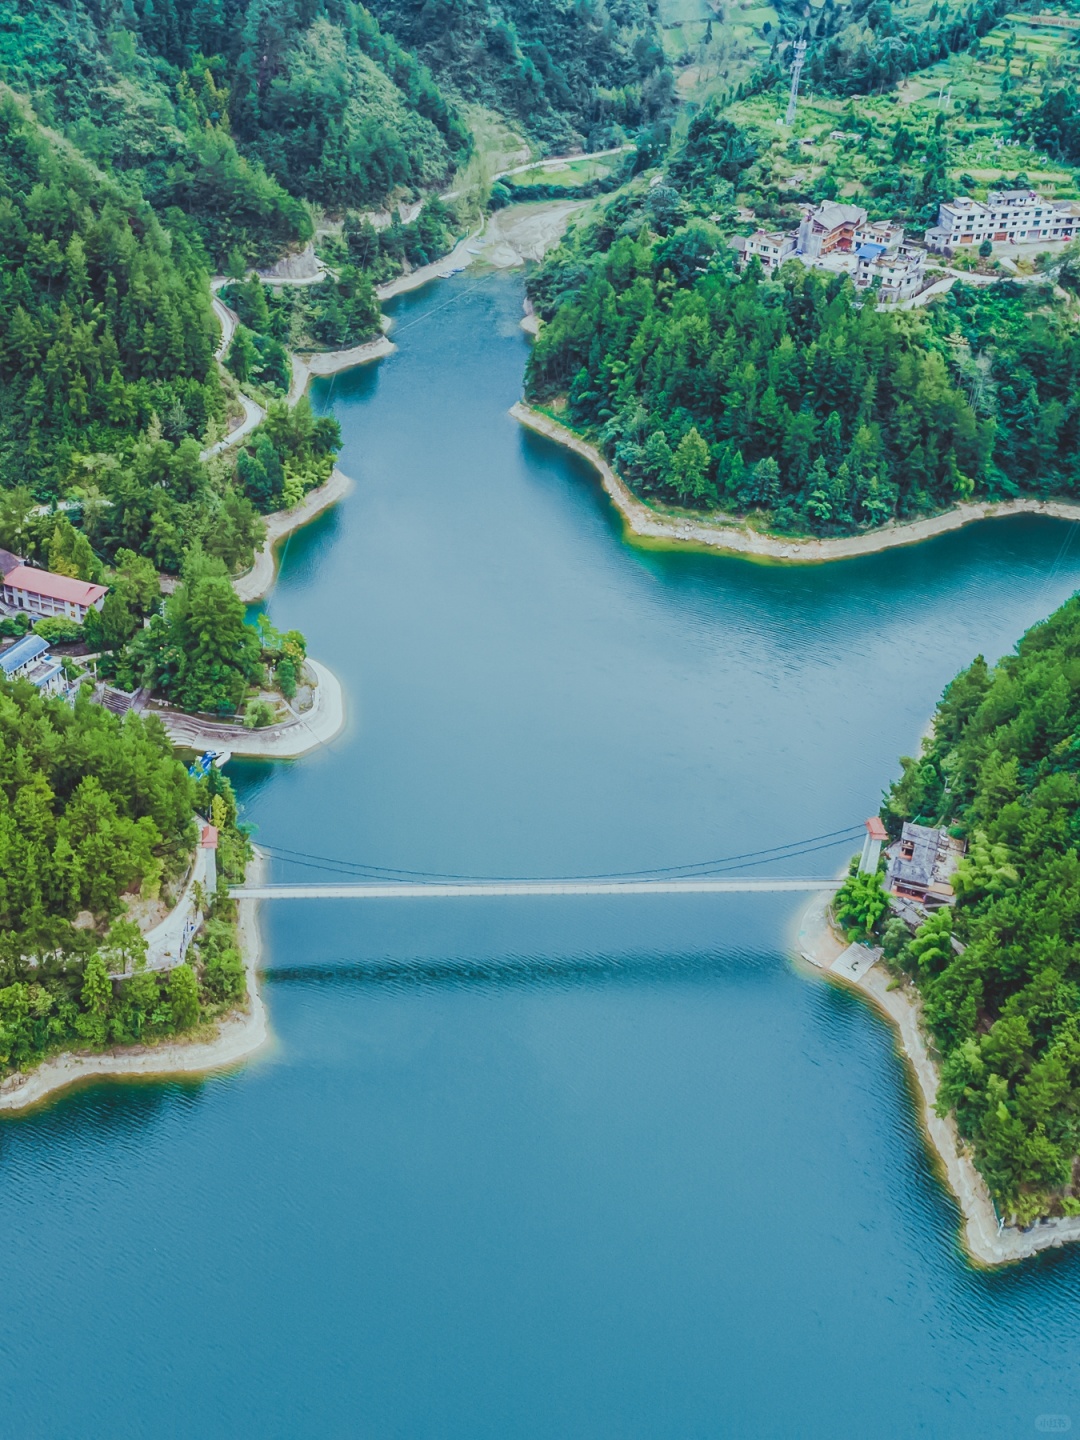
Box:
[4,272,1080,1438]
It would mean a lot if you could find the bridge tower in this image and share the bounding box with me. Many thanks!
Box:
[783,40,808,127]
[201,822,219,893]
[859,816,887,875]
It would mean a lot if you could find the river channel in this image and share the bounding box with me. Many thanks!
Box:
[4,271,1080,1437]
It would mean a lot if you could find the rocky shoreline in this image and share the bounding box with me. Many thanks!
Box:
[794,889,1080,1266]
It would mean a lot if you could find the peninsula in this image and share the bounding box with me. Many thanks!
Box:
[797,592,1080,1262]
[513,403,1080,565]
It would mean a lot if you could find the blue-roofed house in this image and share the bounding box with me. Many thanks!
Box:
[854,237,926,302]
[0,632,65,695]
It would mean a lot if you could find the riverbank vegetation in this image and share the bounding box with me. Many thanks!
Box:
[0,680,251,1079]
[525,4,1080,540]
[222,271,381,369]
[527,229,1080,533]
[867,595,1080,1225]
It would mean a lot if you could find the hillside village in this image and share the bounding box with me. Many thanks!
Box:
[733,186,1080,303]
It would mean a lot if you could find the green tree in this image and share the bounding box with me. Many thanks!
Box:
[167,963,201,1030]
[833,869,889,939]
[671,427,712,505]
[171,559,262,715]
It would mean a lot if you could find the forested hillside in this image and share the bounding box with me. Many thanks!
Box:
[526,228,1080,529]
[875,597,1080,1224]
[0,92,224,490]
[0,0,471,265]
[525,17,1080,538]
[362,0,672,151]
[0,681,250,1073]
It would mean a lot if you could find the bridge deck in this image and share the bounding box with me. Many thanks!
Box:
[231,878,844,900]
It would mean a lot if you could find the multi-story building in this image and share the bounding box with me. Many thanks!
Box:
[734,205,926,301]
[732,229,797,272]
[796,201,868,258]
[854,240,927,302]
[1,565,107,623]
[925,189,1080,252]
[0,632,65,696]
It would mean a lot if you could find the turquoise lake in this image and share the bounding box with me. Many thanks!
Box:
[3,270,1080,1437]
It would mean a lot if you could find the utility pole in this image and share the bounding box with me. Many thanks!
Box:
[784,39,808,126]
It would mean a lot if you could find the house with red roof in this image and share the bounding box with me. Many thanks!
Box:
[1,565,108,623]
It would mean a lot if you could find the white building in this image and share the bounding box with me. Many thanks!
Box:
[732,229,797,272]
[925,189,1080,253]
[0,632,64,695]
[1,565,107,623]
[854,239,926,301]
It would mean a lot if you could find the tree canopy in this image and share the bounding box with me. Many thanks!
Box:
[880,595,1080,1221]
[526,217,1080,535]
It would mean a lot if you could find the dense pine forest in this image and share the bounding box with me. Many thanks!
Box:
[0,0,470,264]
[867,596,1080,1225]
[362,0,672,150]
[527,231,1080,530]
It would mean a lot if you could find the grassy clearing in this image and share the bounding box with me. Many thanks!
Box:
[658,0,779,104]
[508,154,625,190]
[453,104,533,197]
[715,14,1080,229]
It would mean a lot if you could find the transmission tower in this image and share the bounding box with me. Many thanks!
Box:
[784,40,808,126]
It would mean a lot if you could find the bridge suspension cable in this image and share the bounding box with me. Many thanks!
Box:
[252,824,865,888]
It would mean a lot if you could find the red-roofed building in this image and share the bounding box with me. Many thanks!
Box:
[1,565,107,622]
[860,816,888,875]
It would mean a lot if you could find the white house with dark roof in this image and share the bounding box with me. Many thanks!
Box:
[732,229,798,273]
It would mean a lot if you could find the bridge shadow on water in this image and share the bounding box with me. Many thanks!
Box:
[262,944,784,994]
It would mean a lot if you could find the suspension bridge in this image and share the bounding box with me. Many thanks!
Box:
[228,823,874,901]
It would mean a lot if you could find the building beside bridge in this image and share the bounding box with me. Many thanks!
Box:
[885,822,964,908]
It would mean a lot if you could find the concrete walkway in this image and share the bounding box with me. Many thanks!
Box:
[234,877,845,900]
[201,393,264,460]
[156,659,345,760]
